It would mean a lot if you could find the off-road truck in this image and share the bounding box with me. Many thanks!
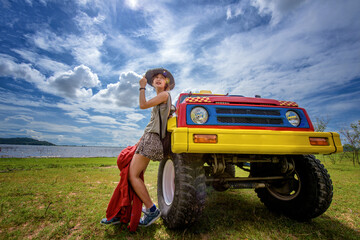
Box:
[157,90,343,229]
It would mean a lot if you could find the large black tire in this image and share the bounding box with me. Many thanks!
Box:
[254,155,333,221]
[157,154,206,229]
[212,163,236,192]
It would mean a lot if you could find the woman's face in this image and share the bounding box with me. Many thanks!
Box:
[152,74,167,89]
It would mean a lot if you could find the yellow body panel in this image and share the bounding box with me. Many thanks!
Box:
[167,118,343,155]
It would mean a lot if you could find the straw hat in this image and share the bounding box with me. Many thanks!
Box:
[145,68,175,90]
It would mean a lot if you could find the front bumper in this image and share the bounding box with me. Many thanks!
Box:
[169,126,343,155]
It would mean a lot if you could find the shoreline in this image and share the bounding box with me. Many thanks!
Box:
[0,144,124,158]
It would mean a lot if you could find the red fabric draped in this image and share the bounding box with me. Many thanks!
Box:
[105,145,143,232]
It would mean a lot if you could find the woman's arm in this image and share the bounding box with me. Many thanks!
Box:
[139,91,168,109]
[139,76,169,109]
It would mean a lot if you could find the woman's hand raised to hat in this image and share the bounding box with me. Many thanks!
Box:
[139,76,147,88]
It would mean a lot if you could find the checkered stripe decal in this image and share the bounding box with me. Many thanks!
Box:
[279,101,298,107]
[185,97,212,103]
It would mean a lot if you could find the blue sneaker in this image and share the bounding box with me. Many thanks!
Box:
[100,217,121,225]
[139,208,161,227]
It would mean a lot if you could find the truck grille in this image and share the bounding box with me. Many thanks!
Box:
[216,108,280,116]
[217,117,283,125]
[216,107,283,126]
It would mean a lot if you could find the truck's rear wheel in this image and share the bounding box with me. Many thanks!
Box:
[254,155,333,221]
[157,154,206,229]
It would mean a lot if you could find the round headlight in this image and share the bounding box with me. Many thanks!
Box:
[190,107,209,124]
[286,111,300,127]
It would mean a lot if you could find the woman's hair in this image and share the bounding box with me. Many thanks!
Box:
[164,81,169,91]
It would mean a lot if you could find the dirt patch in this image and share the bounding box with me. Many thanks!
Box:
[27,223,46,240]
[98,166,117,169]
[66,223,82,240]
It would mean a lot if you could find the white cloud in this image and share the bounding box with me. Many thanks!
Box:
[56,102,89,118]
[0,116,82,139]
[146,11,195,65]
[1,57,107,105]
[89,115,120,125]
[37,58,70,73]
[24,0,33,6]
[251,0,306,25]
[29,30,64,52]
[226,2,245,20]
[74,11,105,31]
[124,0,140,10]
[5,115,34,123]
[49,134,84,145]
[75,0,91,6]
[24,129,43,140]
[110,128,143,146]
[28,121,82,134]
[47,65,100,99]
[28,27,109,74]
[107,33,149,57]
[0,90,50,108]
[126,113,145,122]
[0,103,35,114]
[67,34,108,73]
[39,0,47,6]
[91,71,141,108]
[226,7,232,20]
[12,49,70,73]
[0,55,46,85]
[74,117,90,124]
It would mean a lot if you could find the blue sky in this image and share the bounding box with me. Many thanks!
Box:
[0,0,359,146]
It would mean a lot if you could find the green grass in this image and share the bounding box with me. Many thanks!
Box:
[0,154,359,239]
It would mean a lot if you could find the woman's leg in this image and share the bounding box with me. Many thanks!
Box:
[128,153,153,208]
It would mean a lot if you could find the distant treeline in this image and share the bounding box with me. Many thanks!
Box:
[343,144,359,152]
[0,137,55,146]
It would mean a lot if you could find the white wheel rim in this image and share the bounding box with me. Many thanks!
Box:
[162,159,175,205]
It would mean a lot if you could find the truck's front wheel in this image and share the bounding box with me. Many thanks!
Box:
[157,154,206,229]
[254,155,333,221]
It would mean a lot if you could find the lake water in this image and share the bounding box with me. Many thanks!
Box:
[0,144,125,158]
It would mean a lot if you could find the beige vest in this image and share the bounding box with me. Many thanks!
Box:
[144,92,171,139]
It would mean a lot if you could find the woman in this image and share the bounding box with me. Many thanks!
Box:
[128,68,175,227]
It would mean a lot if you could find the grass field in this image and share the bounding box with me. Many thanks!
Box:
[0,154,359,239]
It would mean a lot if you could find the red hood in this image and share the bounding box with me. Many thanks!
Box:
[208,96,279,105]
[184,95,298,107]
